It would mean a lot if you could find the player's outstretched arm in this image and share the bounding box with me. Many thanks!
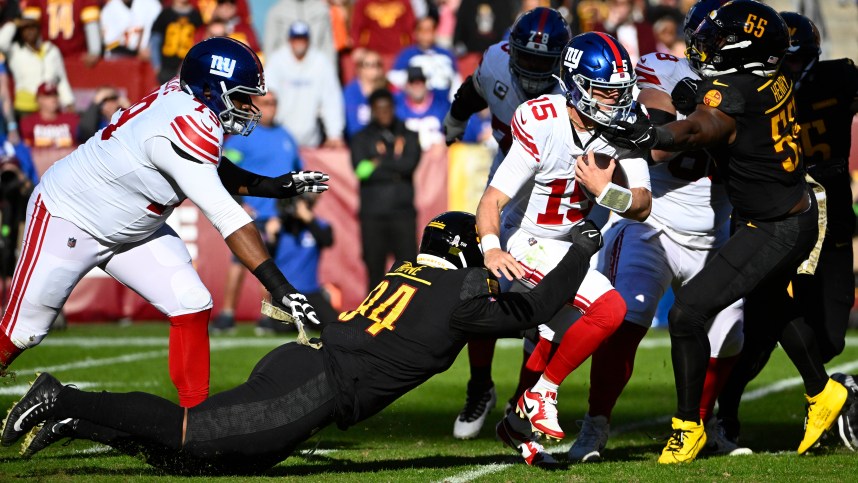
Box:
[218,156,329,198]
[602,103,735,154]
[476,185,524,281]
[451,221,603,335]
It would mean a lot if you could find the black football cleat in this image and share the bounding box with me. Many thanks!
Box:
[21,417,78,458]
[1,373,64,446]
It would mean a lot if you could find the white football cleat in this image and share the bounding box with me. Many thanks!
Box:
[568,414,610,462]
[516,387,564,440]
[453,384,497,440]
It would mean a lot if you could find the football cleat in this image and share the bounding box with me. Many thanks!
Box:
[798,378,848,454]
[496,417,559,467]
[702,417,752,456]
[209,312,236,334]
[453,383,497,439]
[832,373,858,451]
[1,373,64,446]
[568,414,610,463]
[516,388,564,440]
[21,417,78,458]
[658,417,707,464]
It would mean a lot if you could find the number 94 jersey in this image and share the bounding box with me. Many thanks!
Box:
[489,94,650,239]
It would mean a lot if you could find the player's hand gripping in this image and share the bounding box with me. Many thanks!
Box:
[483,248,525,282]
[273,290,321,326]
[271,171,330,198]
[602,104,661,152]
[443,112,467,145]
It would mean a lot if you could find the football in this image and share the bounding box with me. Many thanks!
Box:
[577,151,629,200]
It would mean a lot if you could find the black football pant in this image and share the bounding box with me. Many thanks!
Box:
[55,343,336,475]
[717,241,854,422]
[360,215,417,288]
[668,192,828,422]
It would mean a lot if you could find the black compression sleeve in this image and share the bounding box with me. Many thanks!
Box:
[648,108,676,126]
[449,75,488,121]
[252,258,296,296]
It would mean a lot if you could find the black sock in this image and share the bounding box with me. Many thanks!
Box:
[669,303,710,422]
[780,318,829,397]
[469,367,493,389]
[58,388,184,450]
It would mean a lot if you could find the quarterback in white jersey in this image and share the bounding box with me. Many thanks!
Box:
[0,38,328,408]
[483,33,650,451]
[565,49,748,463]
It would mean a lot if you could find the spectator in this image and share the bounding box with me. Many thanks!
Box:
[388,14,460,100]
[189,0,251,24]
[592,0,656,64]
[568,0,610,35]
[197,16,228,39]
[453,0,515,56]
[19,83,79,148]
[0,58,17,143]
[394,66,449,149]
[0,15,75,117]
[0,138,36,306]
[101,0,162,59]
[351,88,421,288]
[208,0,260,52]
[344,50,388,139]
[77,86,130,143]
[150,0,204,84]
[266,21,345,148]
[264,0,336,63]
[266,192,338,330]
[351,0,416,57]
[21,0,102,65]
[0,0,20,26]
[652,11,685,58]
[210,90,304,334]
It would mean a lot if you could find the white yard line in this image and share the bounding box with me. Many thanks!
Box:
[441,358,858,482]
[40,337,291,348]
[496,336,858,350]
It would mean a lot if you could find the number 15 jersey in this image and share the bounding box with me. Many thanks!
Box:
[489,94,650,239]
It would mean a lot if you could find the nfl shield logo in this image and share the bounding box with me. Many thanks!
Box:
[67,237,76,248]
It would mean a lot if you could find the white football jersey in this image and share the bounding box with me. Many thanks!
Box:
[473,41,564,158]
[490,94,650,240]
[635,52,732,237]
[39,79,250,245]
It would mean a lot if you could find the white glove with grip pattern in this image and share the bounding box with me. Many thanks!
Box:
[277,292,321,326]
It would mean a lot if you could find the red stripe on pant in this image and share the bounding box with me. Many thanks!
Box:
[168,308,212,407]
[0,196,51,366]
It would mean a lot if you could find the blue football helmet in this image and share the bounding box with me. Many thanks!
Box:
[508,7,571,96]
[558,32,636,127]
[179,37,267,136]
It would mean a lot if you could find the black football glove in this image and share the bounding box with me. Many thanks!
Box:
[602,114,661,152]
[270,171,330,199]
[570,219,604,258]
[273,291,321,326]
[671,77,699,116]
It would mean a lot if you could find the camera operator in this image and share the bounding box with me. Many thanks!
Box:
[0,141,36,304]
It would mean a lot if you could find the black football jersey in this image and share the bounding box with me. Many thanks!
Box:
[321,252,588,428]
[794,59,858,242]
[696,73,807,220]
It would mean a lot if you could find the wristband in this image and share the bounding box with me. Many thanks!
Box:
[480,233,501,252]
[596,182,633,213]
[251,258,295,296]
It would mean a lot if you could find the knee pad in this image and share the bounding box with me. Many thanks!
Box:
[668,300,709,338]
[177,286,213,313]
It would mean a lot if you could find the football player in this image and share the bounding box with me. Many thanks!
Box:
[1,212,604,472]
[566,0,748,463]
[716,11,858,451]
[0,37,329,408]
[602,0,848,463]
[482,32,651,452]
[443,7,572,440]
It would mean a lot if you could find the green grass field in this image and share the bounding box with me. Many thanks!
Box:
[1,323,857,481]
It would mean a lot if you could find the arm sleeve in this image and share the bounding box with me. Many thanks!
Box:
[448,75,488,121]
[146,136,253,238]
[450,245,591,334]
[618,156,651,191]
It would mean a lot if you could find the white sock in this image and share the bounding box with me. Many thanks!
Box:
[533,376,559,395]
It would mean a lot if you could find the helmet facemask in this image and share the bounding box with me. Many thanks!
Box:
[688,17,782,78]
[219,81,266,136]
[558,71,635,127]
[510,44,563,96]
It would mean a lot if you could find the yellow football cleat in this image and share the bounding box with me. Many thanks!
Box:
[658,417,707,464]
[798,378,848,454]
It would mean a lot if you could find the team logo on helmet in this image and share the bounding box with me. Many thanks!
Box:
[209,55,237,78]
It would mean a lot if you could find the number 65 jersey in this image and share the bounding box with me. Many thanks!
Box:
[489,94,650,239]
[38,78,251,245]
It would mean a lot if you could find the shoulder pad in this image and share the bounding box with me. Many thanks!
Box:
[460,268,499,301]
[510,96,560,163]
[635,53,698,94]
[166,98,224,165]
[475,42,512,96]
[695,78,745,115]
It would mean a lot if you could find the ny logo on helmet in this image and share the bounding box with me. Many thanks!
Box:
[563,47,583,71]
[209,55,236,78]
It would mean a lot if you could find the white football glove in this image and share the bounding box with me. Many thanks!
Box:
[278,293,321,326]
[443,111,467,146]
[273,171,330,198]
